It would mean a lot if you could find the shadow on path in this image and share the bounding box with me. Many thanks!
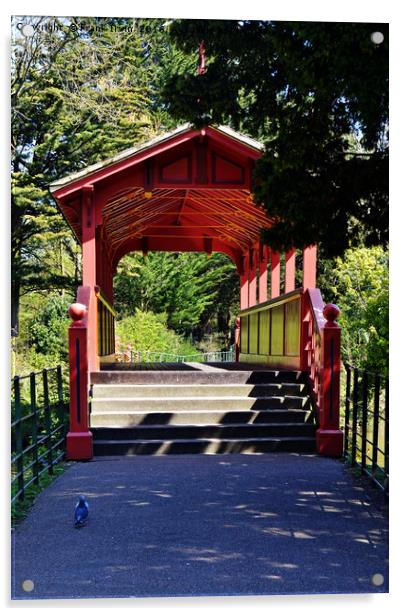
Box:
[11,453,388,599]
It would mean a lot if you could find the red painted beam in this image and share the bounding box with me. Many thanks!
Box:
[285,249,296,293]
[240,254,249,310]
[303,244,317,289]
[258,245,268,303]
[270,251,280,299]
[248,249,257,307]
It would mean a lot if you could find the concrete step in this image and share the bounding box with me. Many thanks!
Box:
[91,395,310,413]
[92,436,316,456]
[90,408,313,427]
[91,423,316,440]
[92,370,307,385]
[91,382,306,399]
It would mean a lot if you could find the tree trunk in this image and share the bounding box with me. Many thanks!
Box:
[11,274,20,336]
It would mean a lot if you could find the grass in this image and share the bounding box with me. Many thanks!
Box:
[11,460,72,528]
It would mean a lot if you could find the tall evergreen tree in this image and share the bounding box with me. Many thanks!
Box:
[11,16,175,333]
[162,20,389,257]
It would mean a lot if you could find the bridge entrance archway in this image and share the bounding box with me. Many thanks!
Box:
[50,124,341,460]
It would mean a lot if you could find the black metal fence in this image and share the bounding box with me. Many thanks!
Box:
[11,366,69,505]
[342,363,389,495]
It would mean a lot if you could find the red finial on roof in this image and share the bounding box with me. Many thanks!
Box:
[197,40,207,75]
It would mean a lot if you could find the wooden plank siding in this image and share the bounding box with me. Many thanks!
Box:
[239,289,302,369]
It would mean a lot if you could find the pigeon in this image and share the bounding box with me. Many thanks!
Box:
[74,495,89,528]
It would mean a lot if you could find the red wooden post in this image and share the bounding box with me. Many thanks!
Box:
[234,317,241,362]
[316,304,344,457]
[66,292,93,460]
[303,245,317,289]
[82,186,96,287]
[81,186,99,374]
[248,249,257,307]
[240,254,249,310]
[270,251,280,299]
[258,245,268,303]
[285,248,296,293]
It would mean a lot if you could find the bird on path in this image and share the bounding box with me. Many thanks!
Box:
[74,495,89,528]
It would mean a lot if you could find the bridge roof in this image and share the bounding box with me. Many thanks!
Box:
[50,124,272,268]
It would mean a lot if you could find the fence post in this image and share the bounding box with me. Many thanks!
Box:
[56,364,67,438]
[384,377,389,492]
[13,376,24,501]
[43,369,53,475]
[371,373,380,476]
[30,372,39,486]
[351,368,359,466]
[361,371,368,472]
[344,364,351,457]
[315,304,344,456]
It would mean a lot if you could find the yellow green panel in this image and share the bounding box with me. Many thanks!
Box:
[249,313,259,354]
[284,298,300,356]
[271,305,284,355]
[258,309,271,355]
[240,315,249,354]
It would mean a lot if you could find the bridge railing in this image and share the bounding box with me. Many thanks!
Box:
[96,287,116,358]
[238,288,343,456]
[115,347,236,364]
[342,364,389,494]
[11,366,68,505]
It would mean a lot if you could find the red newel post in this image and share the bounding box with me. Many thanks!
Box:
[66,301,93,460]
[316,303,344,457]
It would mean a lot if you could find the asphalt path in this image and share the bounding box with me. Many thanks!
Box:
[11,453,389,599]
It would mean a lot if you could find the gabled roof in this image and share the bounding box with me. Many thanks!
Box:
[49,124,263,194]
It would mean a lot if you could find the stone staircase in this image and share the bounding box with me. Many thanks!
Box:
[89,368,317,455]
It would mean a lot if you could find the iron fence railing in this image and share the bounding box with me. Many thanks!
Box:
[342,363,389,495]
[11,366,69,505]
[115,346,236,364]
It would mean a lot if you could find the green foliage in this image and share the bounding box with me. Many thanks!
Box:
[13,292,72,374]
[11,463,67,527]
[11,17,176,333]
[29,294,70,357]
[163,20,388,256]
[114,251,240,342]
[318,246,388,375]
[116,310,198,356]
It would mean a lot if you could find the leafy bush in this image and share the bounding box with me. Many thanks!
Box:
[116,309,199,356]
[318,246,388,376]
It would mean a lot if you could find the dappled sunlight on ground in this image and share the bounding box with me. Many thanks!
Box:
[12,453,388,599]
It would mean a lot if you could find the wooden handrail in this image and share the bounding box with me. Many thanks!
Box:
[302,289,343,456]
[239,288,302,317]
[95,286,117,317]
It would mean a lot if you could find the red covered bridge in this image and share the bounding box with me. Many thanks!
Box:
[50,124,343,460]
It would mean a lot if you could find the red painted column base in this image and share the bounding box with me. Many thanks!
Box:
[316,429,344,457]
[66,431,93,460]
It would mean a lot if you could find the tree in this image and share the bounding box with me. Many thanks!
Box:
[11,16,175,333]
[114,251,240,342]
[162,20,388,257]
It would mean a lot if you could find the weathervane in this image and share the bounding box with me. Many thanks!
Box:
[197,40,207,75]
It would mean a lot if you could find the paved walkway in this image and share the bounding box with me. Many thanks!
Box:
[11,453,388,599]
